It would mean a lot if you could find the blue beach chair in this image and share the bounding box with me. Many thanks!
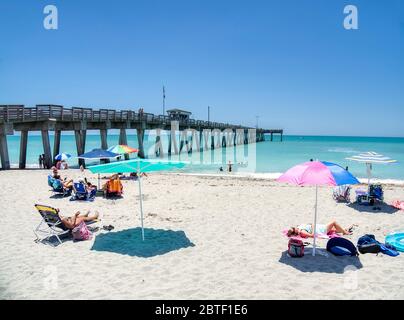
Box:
[72,182,88,200]
[48,175,72,197]
[71,182,97,201]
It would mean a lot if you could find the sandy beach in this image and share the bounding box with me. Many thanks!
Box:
[0,169,403,300]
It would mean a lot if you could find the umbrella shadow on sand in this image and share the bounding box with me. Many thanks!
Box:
[347,202,399,214]
[278,250,363,274]
[91,228,195,258]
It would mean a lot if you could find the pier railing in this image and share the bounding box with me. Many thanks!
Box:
[0,105,250,130]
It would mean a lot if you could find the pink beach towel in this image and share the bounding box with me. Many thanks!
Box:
[392,200,404,211]
[282,229,340,241]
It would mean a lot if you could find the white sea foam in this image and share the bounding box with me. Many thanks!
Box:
[327,147,362,154]
[171,171,404,185]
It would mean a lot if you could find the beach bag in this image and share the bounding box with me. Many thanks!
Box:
[379,243,400,257]
[288,239,304,257]
[357,234,381,254]
[326,238,358,256]
[72,222,92,241]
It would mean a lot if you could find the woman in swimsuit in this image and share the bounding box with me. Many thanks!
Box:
[57,209,99,229]
[287,220,354,238]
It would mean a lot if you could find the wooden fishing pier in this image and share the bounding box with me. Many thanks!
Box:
[0,105,283,169]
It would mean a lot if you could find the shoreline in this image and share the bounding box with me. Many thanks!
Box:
[7,165,404,186]
[166,172,404,186]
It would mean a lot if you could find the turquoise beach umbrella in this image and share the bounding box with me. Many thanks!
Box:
[88,159,187,240]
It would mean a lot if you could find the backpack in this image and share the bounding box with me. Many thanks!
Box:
[288,238,305,258]
[326,237,358,256]
[357,234,399,256]
[72,222,92,241]
[357,234,381,254]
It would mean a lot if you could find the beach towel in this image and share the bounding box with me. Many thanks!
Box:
[391,200,404,211]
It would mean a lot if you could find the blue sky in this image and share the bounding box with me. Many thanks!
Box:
[0,0,403,136]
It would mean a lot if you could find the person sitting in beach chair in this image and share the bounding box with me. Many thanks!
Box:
[48,175,73,197]
[71,179,97,201]
[51,167,73,187]
[332,185,351,202]
[57,209,99,230]
[369,184,384,202]
[356,184,384,205]
[287,220,354,238]
[34,204,99,245]
[102,174,123,198]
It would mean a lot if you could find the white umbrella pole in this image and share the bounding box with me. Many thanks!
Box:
[98,174,100,190]
[366,163,372,187]
[312,185,318,256]
[138,173,145,241]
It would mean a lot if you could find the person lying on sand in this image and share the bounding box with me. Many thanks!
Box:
[56,209,99,229]
[287,220,355,238]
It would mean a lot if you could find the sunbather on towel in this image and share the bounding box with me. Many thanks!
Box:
[287,220,354,238]
[57,209,99,229]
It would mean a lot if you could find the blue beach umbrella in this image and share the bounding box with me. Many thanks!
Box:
[54,153,71,161]
[88,159,187,240]
[77,149,120,160]
[78,149,120,189]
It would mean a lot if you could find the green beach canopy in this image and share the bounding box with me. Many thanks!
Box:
[88,159,187,240]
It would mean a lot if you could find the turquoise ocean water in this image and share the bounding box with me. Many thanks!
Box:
[5,133,404,180]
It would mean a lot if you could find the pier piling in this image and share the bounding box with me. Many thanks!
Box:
[0,133,10,170]
[19,130,28,169]
[41,130,52,169]
[119,128,129,160]
[53,130,61,163]
[136,128,145,159]
[0,105,283,169]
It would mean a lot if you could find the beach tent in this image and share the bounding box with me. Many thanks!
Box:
[88,159,187,240]
[78,149,120,189]
[277,161,360,256]
[346,152,397,185]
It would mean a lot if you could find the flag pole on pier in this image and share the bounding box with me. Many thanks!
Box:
[163,86,166,115]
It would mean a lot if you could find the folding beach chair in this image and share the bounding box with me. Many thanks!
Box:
[332,185,351,202]
[356,184,384,205]
[71,182,97,201]
[369,184,384,202]
[105,178,123,198]
[34,204,100,245]
[72,182,88,200]
[48,175,72,197]
[33,204,70,245]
